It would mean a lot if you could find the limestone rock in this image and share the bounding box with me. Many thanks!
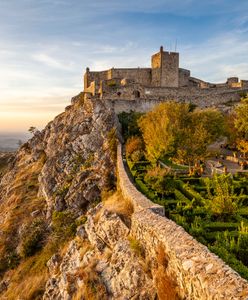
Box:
[43,205,156,299]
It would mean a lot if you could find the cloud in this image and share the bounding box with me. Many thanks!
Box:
[32,53,75,70]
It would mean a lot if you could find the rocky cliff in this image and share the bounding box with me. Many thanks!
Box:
[0,94,176,299]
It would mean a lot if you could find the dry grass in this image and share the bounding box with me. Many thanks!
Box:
[2,253,49,299]
[73,260,108,300]
[0,152,47,275]
[154,245,180,300]
[103,191,133,218]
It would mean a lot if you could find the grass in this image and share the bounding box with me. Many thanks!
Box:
[128,236,144,257]
[73,260,108,300]
[154,245,181,300]
[161,158,189,170]
[103,191,134,219]
[0,152,47,273]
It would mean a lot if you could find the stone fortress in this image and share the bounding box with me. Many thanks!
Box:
[83,46,248,110]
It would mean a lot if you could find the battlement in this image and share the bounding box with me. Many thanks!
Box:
[83,46,248,102]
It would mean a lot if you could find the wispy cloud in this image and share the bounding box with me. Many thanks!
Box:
[1,0,248,132]
[32,53,75,70]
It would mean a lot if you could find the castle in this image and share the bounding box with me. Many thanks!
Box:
[83,46,248,108]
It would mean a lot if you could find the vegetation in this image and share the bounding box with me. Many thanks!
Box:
[138,102,225,164]
[118,111,143,141]
[120,101,248,280]
[19,218,47,258]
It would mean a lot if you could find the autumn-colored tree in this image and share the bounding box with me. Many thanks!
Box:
[234,97,248,140]
[237,139,248,158]
[138,102,190,162]
[138,102,225,164]
[225,112,238,147]
[231,98,248,157]
[125,136,144,162]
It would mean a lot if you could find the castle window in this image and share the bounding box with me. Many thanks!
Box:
[133,90,140,98]
[117,92,121,97]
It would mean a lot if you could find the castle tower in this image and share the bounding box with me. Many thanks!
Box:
[151,46,179,87]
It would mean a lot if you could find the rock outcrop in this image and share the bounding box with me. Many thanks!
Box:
[43,204,156,300]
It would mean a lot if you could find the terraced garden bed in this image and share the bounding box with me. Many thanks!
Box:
[126,158,248,280]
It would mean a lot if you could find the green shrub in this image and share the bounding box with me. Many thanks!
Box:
[135,179,157,200]
[203,222,239,232]
[210,245,248,280]
[52,211,77,243]
[19,218,47,258]
[118,111,143,141]
[174,189,190,203]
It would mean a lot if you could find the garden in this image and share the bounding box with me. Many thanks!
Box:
[119,98,248,280]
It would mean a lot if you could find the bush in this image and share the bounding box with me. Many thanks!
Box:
[19,218,47,258]
[118,111,143,141]
[174,189,190,203]
[52,211,77,243]
[135,179,157,201]
[203,222,239,232]
[210,245,248,280]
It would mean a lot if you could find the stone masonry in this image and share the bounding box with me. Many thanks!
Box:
[117,143,248,300]
[83,46,248,106]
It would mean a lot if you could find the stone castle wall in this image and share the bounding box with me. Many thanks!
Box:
[117,143,248,299]
[111,68,152,86]
[161,51,179,87]
[104,87,248,113]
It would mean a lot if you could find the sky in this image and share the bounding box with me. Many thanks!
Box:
[1,0,248,133]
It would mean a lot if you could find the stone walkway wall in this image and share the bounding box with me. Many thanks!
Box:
[117,143,248,299]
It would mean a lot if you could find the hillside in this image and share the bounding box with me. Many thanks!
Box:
[0,93,177,299]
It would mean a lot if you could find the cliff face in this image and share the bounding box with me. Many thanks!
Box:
[0,93,116,216]
[0,93,167,299]
[43,202,157,300]
[0,93,122,298]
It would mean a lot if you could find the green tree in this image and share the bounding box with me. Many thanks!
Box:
[177,109,225,164]
[118,111,143,140]
[206,175,237,217]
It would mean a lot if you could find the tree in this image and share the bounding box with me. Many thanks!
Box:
[230,98,248,157]
[138,102,190,162]
[28,126,38,135]
[138,102,225,164]
[118,111,143,141]
[126,136,144,162]
[177,109,225,164]
[234,97,248,140]
[206,175,237,217]
[237,139,248,158]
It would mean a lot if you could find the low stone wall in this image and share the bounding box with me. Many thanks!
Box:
[117,143,248,299]
[117,144,164,216]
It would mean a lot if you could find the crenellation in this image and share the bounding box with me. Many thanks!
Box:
[83,46,248,107]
